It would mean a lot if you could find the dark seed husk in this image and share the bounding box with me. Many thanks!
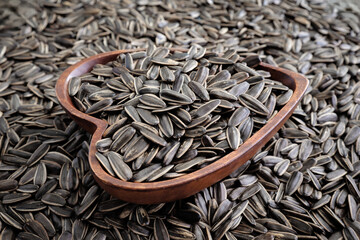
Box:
[193,100,221,118]
[228,107,250,127]
[0,179,18,191]
[123,138,149,162]
[188,81,210,101]
[41,193,66,206]
[2,193,31,204]
[140,128,167,146]
[285,171,303,195]
[154,218,170,240]
[108,151,133,180]
[226,126,241,150]
[133,164,162,183]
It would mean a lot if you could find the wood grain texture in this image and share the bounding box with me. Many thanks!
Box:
[56,49,309,204]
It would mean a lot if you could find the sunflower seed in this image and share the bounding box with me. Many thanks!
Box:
[108,151,133,180]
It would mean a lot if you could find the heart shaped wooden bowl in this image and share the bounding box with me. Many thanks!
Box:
[56,48,308,204]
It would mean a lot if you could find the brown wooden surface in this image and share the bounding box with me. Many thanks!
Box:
[56,49,309,204]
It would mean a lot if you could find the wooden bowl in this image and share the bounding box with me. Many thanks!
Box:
[56,49,308,204]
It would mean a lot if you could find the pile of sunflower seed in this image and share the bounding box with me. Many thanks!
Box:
[70,47,292,182]
[1,0,360,239]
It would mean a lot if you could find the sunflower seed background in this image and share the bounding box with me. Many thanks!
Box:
[1,0,360,239]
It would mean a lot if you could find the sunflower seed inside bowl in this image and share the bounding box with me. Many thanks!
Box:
[70,47,292,182]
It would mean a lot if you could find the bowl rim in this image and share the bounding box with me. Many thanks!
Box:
[56,48,309,204]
